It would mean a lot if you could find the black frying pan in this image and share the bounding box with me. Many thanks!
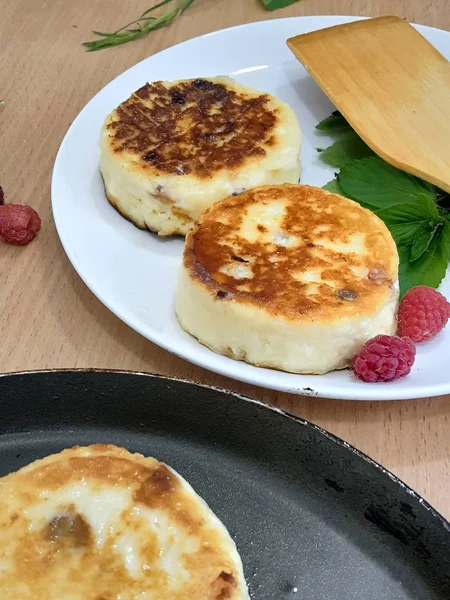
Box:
[0,370,448,599]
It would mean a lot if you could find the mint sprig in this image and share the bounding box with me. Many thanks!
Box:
[317,112,450,296]
[338,157,436,209]
[410,224,442,262]
[260,0,302,9]
[316,110,351,134]
[83,0,196,51]
[323,178,348,196]
[376,196,443,252]
[83,0,303,51]
[317,131,374,169]
[398,223,450,292]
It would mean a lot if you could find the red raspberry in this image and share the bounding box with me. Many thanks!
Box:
[397,286,450,342]
[353,335,416,383]
[0,204,41,245]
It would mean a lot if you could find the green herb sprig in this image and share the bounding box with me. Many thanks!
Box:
[260,0,302,9]
[316,111,450,296]
[83,0,303,51]
[83,0,196,52]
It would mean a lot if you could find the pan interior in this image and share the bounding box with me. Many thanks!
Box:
[0,371,448,599]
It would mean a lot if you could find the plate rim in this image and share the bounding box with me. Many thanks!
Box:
[51,15,450,402]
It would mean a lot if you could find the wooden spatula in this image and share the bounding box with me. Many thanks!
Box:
[287,16,450,193]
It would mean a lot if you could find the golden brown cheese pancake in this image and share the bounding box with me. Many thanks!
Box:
[175,184,399,374]
[0,444,249,599]
[100,76,302,236]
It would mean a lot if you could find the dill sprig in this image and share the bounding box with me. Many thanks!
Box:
[82,0,196,52]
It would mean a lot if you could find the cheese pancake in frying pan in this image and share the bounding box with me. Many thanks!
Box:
[0,444,249,599]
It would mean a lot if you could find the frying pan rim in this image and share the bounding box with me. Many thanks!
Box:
[0,367,448,534]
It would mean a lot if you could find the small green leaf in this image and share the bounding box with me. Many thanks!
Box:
[339,157,436,209]
[410,224,441,262]
[317,130,374,168]
[398,222,450,297]
[375,196,443,248]
[375,196,443,252]
[376,195,441,224]
[323,178,346,195]
[260,0,301,9]
[322,178,375,211]
[315,111,351,134]
[386,223,424,247]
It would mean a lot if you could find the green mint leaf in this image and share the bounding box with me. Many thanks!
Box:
[323,178,345,195]
[322,178,373,209]
[316,111,351,134]
[322,178,361,202]
[376,195,441,224]
[410,224,442,262]
[260,0,301,9]
[386,223,424,247]
[398,222,450,297]
[317,130,374,168]
[375,196,443,247]
[338,156,436,209]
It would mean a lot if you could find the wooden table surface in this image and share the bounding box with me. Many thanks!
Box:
[1,0,449,518]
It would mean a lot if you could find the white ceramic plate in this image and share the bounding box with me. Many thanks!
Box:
[52,16,450,400]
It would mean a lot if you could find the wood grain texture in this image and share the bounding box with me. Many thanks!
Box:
[288,16,450,192]
[0,0,449,518]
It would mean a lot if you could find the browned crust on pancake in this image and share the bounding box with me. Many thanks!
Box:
[0,444,243,600]
[105,78,279,178]
[18,445,196,525]
[183,184,398,321]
